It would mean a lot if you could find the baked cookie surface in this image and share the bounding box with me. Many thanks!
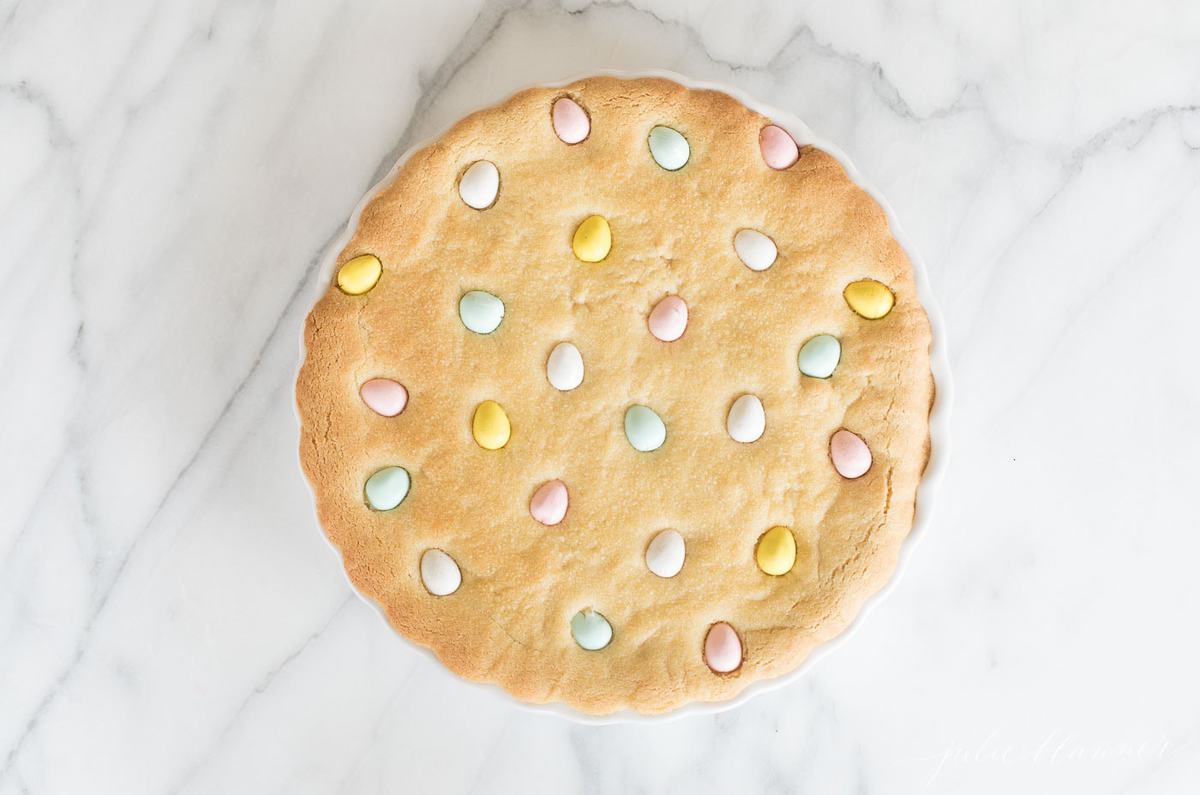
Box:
[296,76,934,715]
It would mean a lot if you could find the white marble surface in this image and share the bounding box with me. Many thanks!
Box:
[2,0,1199,792]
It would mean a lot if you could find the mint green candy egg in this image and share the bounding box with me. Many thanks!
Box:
[648,126,690,171]
[364,466,410,511]
[798,334,841,379]
[459,290,504,334]
[624,404,666,452]
[570,609,613,651]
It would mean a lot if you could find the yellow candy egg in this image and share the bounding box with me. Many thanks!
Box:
[336,254,382,295]
[472,400,511,450]
[755,526,797,576]
[572,215,611,263]
[843,279,895,319]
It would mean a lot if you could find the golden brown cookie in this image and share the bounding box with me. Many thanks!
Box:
[296,76,934,715]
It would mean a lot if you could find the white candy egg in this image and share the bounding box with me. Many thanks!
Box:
[734,229,778,272]
[645,529,685,578]
[420,549,462,596]
[546,342,584,391]
[458,160,500,209]
[727,394,766,443]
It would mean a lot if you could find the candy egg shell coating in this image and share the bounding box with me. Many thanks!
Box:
[733,229,778,272]
[759,124,799,169]
[572,215,612,263]
[570,610,613,651]
[359,378,408,417]
[552,97,590,144]
[364,466,410,511]
[458,160,500,209]
[648,126,690,171]
[546,342,584,391]
[843,279,895,319]
[648,295,688,342]
[459,290,505,334]
[830,429,872,478]
[645,529,685,578]
[798,335,841,379]
[726,394,766,443]
[420,549,462,596]
[624,405,666,452]
[704,622,743,673]
[756,526,797,576]
[472,400,511,450]
[336,254,382,295]
[530,479,569,526]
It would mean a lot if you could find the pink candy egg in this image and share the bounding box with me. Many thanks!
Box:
[530,479,569,526]
[552,97,590,144]
[704,622,743,673]
[648,295,688,342]
[830,429,872,479]
[759,124,799,170]
[359,378,408,417]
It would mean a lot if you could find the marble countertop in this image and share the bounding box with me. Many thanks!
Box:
[3,1,1199,792]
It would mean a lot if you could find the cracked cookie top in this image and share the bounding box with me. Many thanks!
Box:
[296,76,933,715]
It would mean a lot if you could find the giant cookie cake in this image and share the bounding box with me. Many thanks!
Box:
[296,76,934,715]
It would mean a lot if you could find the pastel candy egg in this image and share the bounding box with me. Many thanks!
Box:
[552,96,590,144]
[570,609,613,651]
[648,125,689,170]
[420,549,461,596]
[756,526,797,576]
[530,479,568,526]
[704,622,743,673]
[459,290,504,334]
[844,279,895,319]
[726,394,765,443]
[472,400,511,450]
[734,229,778,272]
[364,466,410,511]
[624,404,666,452]
[572,215,611,262]
[648,295,688,342]
[798,334,841,379]
[458,160,499,209]
[336,254,382,295]
[759,125,799,170]
[830,429,872,479]
[645,529,685,578]
[546,342,584,391]
[359,378,407,417]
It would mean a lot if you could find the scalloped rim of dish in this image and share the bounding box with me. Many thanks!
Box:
[293,68,953,725]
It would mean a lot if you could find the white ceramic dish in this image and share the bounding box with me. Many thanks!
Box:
[295,69,953,725]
